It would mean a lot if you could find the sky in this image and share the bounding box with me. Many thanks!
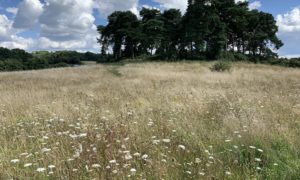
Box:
[0,0,300,57]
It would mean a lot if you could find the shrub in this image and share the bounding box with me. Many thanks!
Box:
[219,52,249,61]
[234,53,249,61]
[0,59,25,71]
[210,61,232,72]
[287,58,300,68]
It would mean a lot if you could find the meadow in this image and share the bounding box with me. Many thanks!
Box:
[0,62,299,179]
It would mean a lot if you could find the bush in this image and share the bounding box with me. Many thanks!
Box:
[220,52,249,61]
[267,58,300,68]
[287,58,300,68]
[210,61,232,72]
[25,57,49,70]
[0,59,25,71]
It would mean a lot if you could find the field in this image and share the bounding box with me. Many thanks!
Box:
[0,62,299,179]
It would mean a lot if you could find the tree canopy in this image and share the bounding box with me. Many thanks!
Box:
[98,0,283,61]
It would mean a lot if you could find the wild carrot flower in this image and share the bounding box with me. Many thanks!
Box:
[162,139,171,143]
[11,159,20,163]
[24,163,32,167]
[36,168,46,172]
[178,145,186,150]
[92,164,101,168]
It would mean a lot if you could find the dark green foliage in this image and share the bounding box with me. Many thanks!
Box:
[210,61,232,72]
[268,58,300,68]
[98,0,284,62]
[220,52,249,61]
[0,59,25,71]
[0,47,103,72]
[98,11,142,60]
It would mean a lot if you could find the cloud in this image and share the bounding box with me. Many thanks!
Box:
[153,0,188,14]
[276,7,300,57]
[36,25,99,51]
[39,0,95,41]
[95,0,139,18]
[34,0,99,51]
[13,0,43,29]
[277,8,300,32]
[248,1,261,10]
[0,14,12,41]
[6,7,18,15]
[0,14,33,49]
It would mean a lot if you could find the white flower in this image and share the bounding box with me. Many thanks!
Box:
[255,158,262,162]
[225,139,232,143]
[152,140,160,144]
[195,158,201,164]
[199,172,205,176]
[112,170,118,174]
[11,159,20,163]
[142,154,148,160]
[24,163,32,167]
[36,168,46,172]
[162,139,171,143]
[257,149,263,153]
[274,163,278,166]
[109,160,116,164]
[48,165,55,169]
[92,164,101,168]
[20,153,29,156]
[225,171,231,175]
[256,167,262,170]
[41,148,51,153]
[249,146,256,149]
[130,168,137,173]
[125,154,133,160]
[133,153,141,157]
[79,133,87,137]
[178,145,186,150]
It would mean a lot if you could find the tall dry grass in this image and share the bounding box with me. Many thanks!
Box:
[0,62,299,179]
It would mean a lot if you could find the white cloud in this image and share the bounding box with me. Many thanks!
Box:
[0,14,12,41]
[153,0,187,14]
[249,1,261,10]
[276,7,300,57]
[0,35,34,50]
[95,0,139,18]
[6,7,18,15]
[34,0,98,51]
[277,8,300,32]
[39,0,95,41]
[37,25,99,51]
[0,14,33,49]
[13,0,43,29]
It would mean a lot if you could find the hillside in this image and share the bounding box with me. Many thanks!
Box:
[0,62,299,179]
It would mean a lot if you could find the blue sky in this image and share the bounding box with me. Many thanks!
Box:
[0,0,300,57]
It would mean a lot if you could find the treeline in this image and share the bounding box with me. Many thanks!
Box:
[98,0,283,62]
[0,47,102,71]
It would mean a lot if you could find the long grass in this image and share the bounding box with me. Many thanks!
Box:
[0,62,299,179]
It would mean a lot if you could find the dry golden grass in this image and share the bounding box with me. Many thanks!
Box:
[0,62,299,179]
